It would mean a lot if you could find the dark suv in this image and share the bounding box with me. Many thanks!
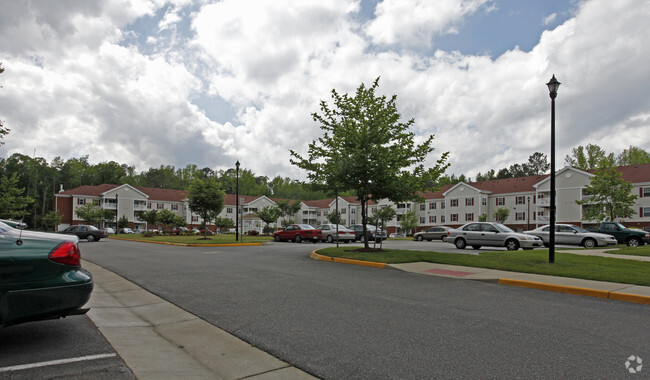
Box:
[347,224,388,243]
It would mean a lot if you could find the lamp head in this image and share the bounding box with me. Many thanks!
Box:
[546,75,561,98]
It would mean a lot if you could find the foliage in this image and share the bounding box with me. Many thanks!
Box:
[157,209,180,228]
[478,213,488,222]
[74,202,103,225]
[493,207,510,224]
[370,206,396,249]
[399,209,418,236]
[188,177,225,237]
[0,173,34,219]
[137,209,158,228]
[576,162,637,222]
[290,77,449,249]
[117,215,130,229]
[326,210,341,224]
[214,216,235,229]
[616,146,650,166]
[564,144,614,170]
[42,211,62,231]
[475,152,549,181]
[257,206,282,230]
[281,219,295,227]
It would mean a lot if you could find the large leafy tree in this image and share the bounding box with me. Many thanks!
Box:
[257,205,282,232]
[188,177,225,238]
[564,144,614,170]
[576,162,637,222]
[75,202,103,225]
[616,146,650,166]
[399,209,418,236]
[137,209,159,230]
[493,207,510,224]
[291,78,449,249]
[0,173,34,219]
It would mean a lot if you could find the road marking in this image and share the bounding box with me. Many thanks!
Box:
[202,251,223,254]
[0,353,117,372]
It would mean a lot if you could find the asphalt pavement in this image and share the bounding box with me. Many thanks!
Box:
[81,244,649,379]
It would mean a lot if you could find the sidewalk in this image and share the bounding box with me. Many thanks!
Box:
[83,261,316,380]
[310,250,650,305]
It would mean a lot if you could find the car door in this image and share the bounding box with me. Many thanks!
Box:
[479,223,502,246]
[460,223,482,245]
[558,225,581,245]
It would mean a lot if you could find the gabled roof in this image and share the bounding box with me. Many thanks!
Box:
[57,184,187,202]
[611,163,650,183]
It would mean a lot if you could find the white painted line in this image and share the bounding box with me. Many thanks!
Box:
[0,353,117,372]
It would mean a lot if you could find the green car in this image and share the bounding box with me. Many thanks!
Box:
[0,220,93,327]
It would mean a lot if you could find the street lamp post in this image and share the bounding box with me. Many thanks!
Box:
[527,196,530,231]
[115,194,119,234]
[235,160,240,242]
[546,75,560,264]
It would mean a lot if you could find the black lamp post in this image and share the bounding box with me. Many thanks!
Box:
[235,160,240,242]
[115,194,119,234]
[527,196,530,231]
[546,75,560,263]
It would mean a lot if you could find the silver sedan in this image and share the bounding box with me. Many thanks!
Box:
[447,222,543,251]
[316,224,355,243]
[524,224,617,248]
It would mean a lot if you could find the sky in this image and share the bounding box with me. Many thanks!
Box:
[1,0,649,181]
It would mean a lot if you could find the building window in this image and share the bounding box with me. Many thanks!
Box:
[420,217,425,224]
[227,207,233,213]
[642,207,650,217]
[496,197,505,206]
[516,196,525,205]
[516,212,525,221]
[171,204,179,210]
[341,209,346,214]
[192,216,199,222]
[147,202,152,209]
[77,198,86,205]
[396,215,402,222]
[451,214,458,222]
[429,202,436,210]
[451,199,458,207]
[420,204,425,211]
[441,201,445,209]
[465,213,474,221]
[351,208,356,214]
[157,203,164,209]
[441,215,446,223]
[351,219,356,225]
[481,197,487,206]
[466,198,474,206]
[641,188,650,198]
[429,216,436,223]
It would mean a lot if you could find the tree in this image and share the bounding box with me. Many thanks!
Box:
[525,152,550,175]
[564,144,614,170]
[616,146,650,166]
[42,211,63,232]
[74,202,103,225]
[157,209,180,231]
[276,200,302,220]
[117,215,130,229]
[258,206,282,233]
[326,210,341,224]
[188,178,225,238]
[399,209,418,236]
[291,77,449,249]
[478,213,488,222]
[137,209,158,230]
[493,207,510,224]
[0,173,33,219]
[576,162,637,222]
[214,217,234,230]
[370,206,396,249]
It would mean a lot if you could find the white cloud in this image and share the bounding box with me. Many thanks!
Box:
[364,0,493,48]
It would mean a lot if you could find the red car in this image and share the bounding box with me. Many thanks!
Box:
[273,224,323,243]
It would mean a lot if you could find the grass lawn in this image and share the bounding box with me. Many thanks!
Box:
[316,247,650,287]
[108,233,273,244]
[603,244,650,257]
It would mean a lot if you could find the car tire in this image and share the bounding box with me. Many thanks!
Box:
[626,237,641,247]
[274,234,281,242]
[426,238,432,242]
[506,239,520,251]
[295,235,302,243]
[441,236,447,242]
[582,238,597,248]
[416,235,423,241]
[326,235,334,243]
[454,238,466,249]
[471,245,481,250]
[87,235,95,242]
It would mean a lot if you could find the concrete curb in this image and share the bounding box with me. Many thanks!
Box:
[498,279,650,305]
[310,251,387,268]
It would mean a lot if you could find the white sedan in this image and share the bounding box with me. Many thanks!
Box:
[524,224,617,248]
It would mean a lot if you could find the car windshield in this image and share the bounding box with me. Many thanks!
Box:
[298,224,315,230]
[573,226,588,233]
[87,225,99,231]
[493,223,514,233]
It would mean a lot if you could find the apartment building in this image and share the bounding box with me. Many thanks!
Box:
[54,163,650,233]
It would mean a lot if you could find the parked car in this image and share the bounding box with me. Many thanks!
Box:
[585,221,648,246]
[102,227,115,235]
[524,224,617,248]
[447,222,543,251]
[58,225,108,242]
[390,232,407,238]
[413,226,451,242]
[119,228,135,234]
[347,224,388,243]
[273,224,322,243]
[0,220,93,327]
[316,224,355,243]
